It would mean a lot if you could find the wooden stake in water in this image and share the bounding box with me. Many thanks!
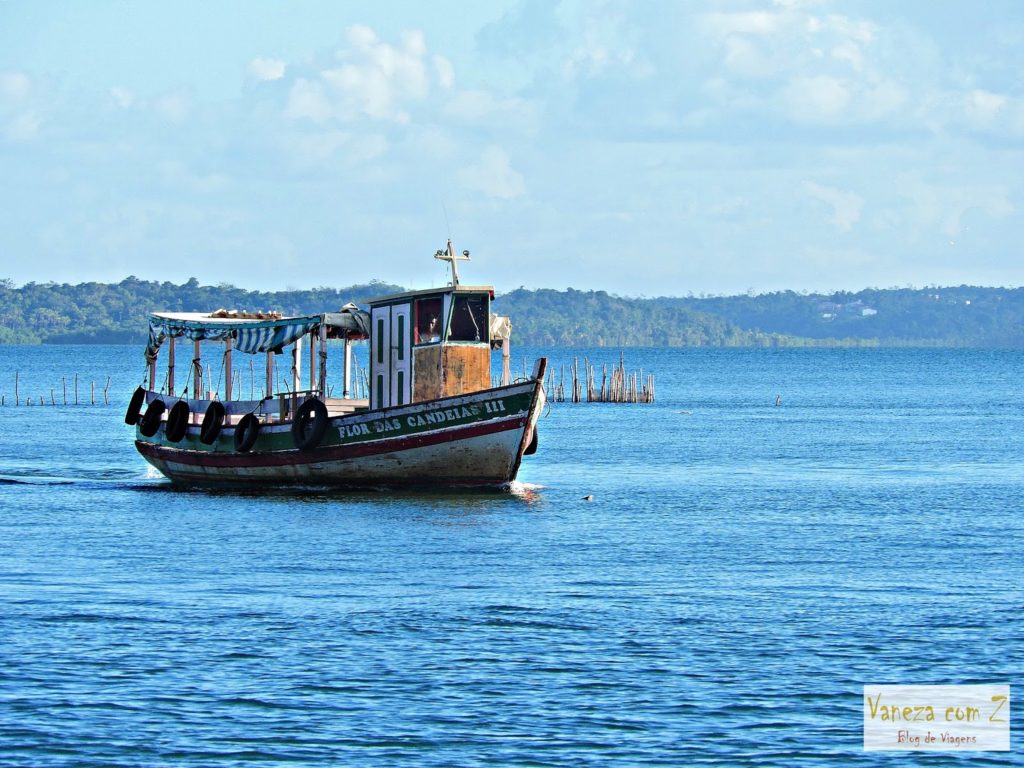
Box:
[15,371,19,406]
[74,373,79,405]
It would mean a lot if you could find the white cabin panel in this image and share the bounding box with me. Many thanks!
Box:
[370,306,392,409]
[390,304,412,407]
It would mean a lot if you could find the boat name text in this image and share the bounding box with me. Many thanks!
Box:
[339,399,509,439]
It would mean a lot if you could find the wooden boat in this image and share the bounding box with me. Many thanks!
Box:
[126,242,547,489]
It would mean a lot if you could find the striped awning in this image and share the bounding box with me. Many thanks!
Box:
[144,308,369,363]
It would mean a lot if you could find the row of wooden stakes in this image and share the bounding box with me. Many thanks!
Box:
[1,372,112,406]
[545,354,655,404]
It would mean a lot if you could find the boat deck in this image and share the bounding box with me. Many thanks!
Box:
[324,398,370,417]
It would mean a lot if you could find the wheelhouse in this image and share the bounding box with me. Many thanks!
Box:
[367,285,496,410]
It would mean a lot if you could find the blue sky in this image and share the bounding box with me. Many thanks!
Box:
[1,0,1021,296]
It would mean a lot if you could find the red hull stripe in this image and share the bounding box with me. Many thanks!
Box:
[136,416,527,469]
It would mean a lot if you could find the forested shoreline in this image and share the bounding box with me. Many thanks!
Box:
[1,277,1022,348]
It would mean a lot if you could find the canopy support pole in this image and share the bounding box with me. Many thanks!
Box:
[265,352,273,400]
[501,339,511,386]
[193,340,202,423]
[343,338,351,398]
[318,325,328,397]
[225,337,233,401]
[168,336,176,396]
[292,340,301,392]
[308,332,316,398]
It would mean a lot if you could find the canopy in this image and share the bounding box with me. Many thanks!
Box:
[145,306,371,363]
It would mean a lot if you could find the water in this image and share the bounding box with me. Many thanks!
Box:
[0,345,1021,766]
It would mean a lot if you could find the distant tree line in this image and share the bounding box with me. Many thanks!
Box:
[0,277,1022,347]
[661,286,1024,347]
[0,277,403,345]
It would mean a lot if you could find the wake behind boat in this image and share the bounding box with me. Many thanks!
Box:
[126,242,546,489]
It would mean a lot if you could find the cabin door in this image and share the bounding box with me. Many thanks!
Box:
[390,305,411,407]
[370,306,391,410]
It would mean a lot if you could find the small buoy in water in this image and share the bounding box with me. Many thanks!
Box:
[775,395,781,407]
[582,494,593,501]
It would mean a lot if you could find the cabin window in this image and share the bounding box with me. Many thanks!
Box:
[377,318,385,363]
[414,297,443,344]
[396,371,405,406]
[448,294,488,343]
[376,375,384,406]
[397,315,405,360]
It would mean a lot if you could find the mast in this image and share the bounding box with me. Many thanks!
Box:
[434,239,470,287]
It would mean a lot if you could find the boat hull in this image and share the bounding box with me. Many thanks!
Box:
[135,378,545,489]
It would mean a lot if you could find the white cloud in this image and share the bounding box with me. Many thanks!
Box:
[698,5,909,127]
[5,111,40,141]
[433,55,454,90]
[284,130,388,167]
[154,90,192,122]
[831,41,864,71]
[722,36,773,79]
[918,88,1024,139]
[822,14,874,45]
[773,0,824,9]
[109,86,135,108]
[802,181,863,231]
[966,89,1007,124]
[443,90,538,134]
[285,78,332,122]
[316,25,432,123]
[558,5,650,81]
[280,26,462,128]
[701,11,784,38]
[860,80,907,119]
[0,72,39,140]
[158,161,230,193]
[896,176,1015,238]
[249,57,286,82]
[785,75,851,122]
[458,147,525,199]
[0,71,31,100]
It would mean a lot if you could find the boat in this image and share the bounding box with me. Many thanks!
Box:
[126,242,547,489]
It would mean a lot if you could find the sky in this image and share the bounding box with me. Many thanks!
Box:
[1,0,1022,296]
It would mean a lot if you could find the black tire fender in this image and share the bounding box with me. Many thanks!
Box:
[139,399,166,437]
[234,413,261,453]
[165,401,190,443]
[292,398,329,450]
[200,401,226,445]
[124,387,147,425]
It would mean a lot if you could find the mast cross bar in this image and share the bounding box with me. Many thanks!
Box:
[434,239,470,287]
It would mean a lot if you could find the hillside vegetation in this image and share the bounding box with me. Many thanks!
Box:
[1,277,1022,347]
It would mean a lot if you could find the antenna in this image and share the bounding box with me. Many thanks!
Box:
[433,239,470,287]
[441,201,452,240]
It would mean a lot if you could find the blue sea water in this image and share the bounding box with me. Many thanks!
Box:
[0,345,1021,766]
